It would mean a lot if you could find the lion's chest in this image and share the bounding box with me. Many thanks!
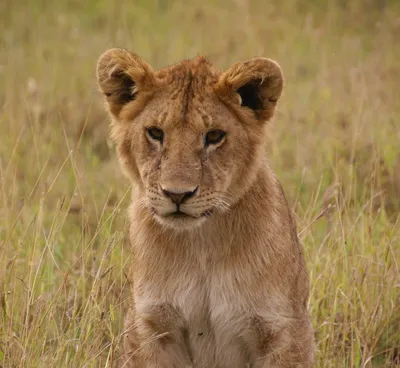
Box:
[133,235,276,367]
[163,259,267,368]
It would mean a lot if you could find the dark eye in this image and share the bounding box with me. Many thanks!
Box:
[147,127,164,143]
[205,130,226,146]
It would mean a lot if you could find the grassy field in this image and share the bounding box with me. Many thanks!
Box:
[0,0,399,367]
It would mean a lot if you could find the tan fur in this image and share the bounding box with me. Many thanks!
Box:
[97,48,314,368]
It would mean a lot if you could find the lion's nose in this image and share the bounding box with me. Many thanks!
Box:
[161,185,198,205]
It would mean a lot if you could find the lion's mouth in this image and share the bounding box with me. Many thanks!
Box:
[168,209,192,218]
[153,208,213,220]
[150,207,214,229]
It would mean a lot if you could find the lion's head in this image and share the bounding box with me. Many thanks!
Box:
[97,49,283,230]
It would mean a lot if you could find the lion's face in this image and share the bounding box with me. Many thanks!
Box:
[97,50,283,230]
[121,90,259,230]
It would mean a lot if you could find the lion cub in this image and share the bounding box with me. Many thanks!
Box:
[97,49,314,367]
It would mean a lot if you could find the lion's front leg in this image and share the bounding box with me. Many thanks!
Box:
[256,320,314,368]
[248,314,313,368]
[119,304,193,368]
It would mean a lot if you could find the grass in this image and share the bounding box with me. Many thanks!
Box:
[0,0,399,366]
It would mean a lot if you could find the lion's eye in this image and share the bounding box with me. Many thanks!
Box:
[205,130,226,146]
[147,127,164,143]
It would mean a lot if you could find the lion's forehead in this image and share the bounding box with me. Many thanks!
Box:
[135,57,237,140]
[150,57,218,126]
[147,91,217,133]
[157,55,219,92]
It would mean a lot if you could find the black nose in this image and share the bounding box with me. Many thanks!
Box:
[162,187,198,205]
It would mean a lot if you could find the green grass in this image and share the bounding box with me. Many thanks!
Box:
[0,0,399,367]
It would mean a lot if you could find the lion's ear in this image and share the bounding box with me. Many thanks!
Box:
[216,58,283,121]
[96,48,156,118]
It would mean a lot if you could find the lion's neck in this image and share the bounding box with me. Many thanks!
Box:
[213,164,281,234]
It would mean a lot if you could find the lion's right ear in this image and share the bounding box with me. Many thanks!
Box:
[215,57,283,122]
[96,48,156,118]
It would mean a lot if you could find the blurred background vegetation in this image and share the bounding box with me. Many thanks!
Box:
[0,0,399,367]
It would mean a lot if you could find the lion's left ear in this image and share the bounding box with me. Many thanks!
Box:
[215,58,283,121]
[96,48,156,119]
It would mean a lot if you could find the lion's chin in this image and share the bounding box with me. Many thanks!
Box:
[153,212,208,231]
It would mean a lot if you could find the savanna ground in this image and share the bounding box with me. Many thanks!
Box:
[0,0,399,367]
